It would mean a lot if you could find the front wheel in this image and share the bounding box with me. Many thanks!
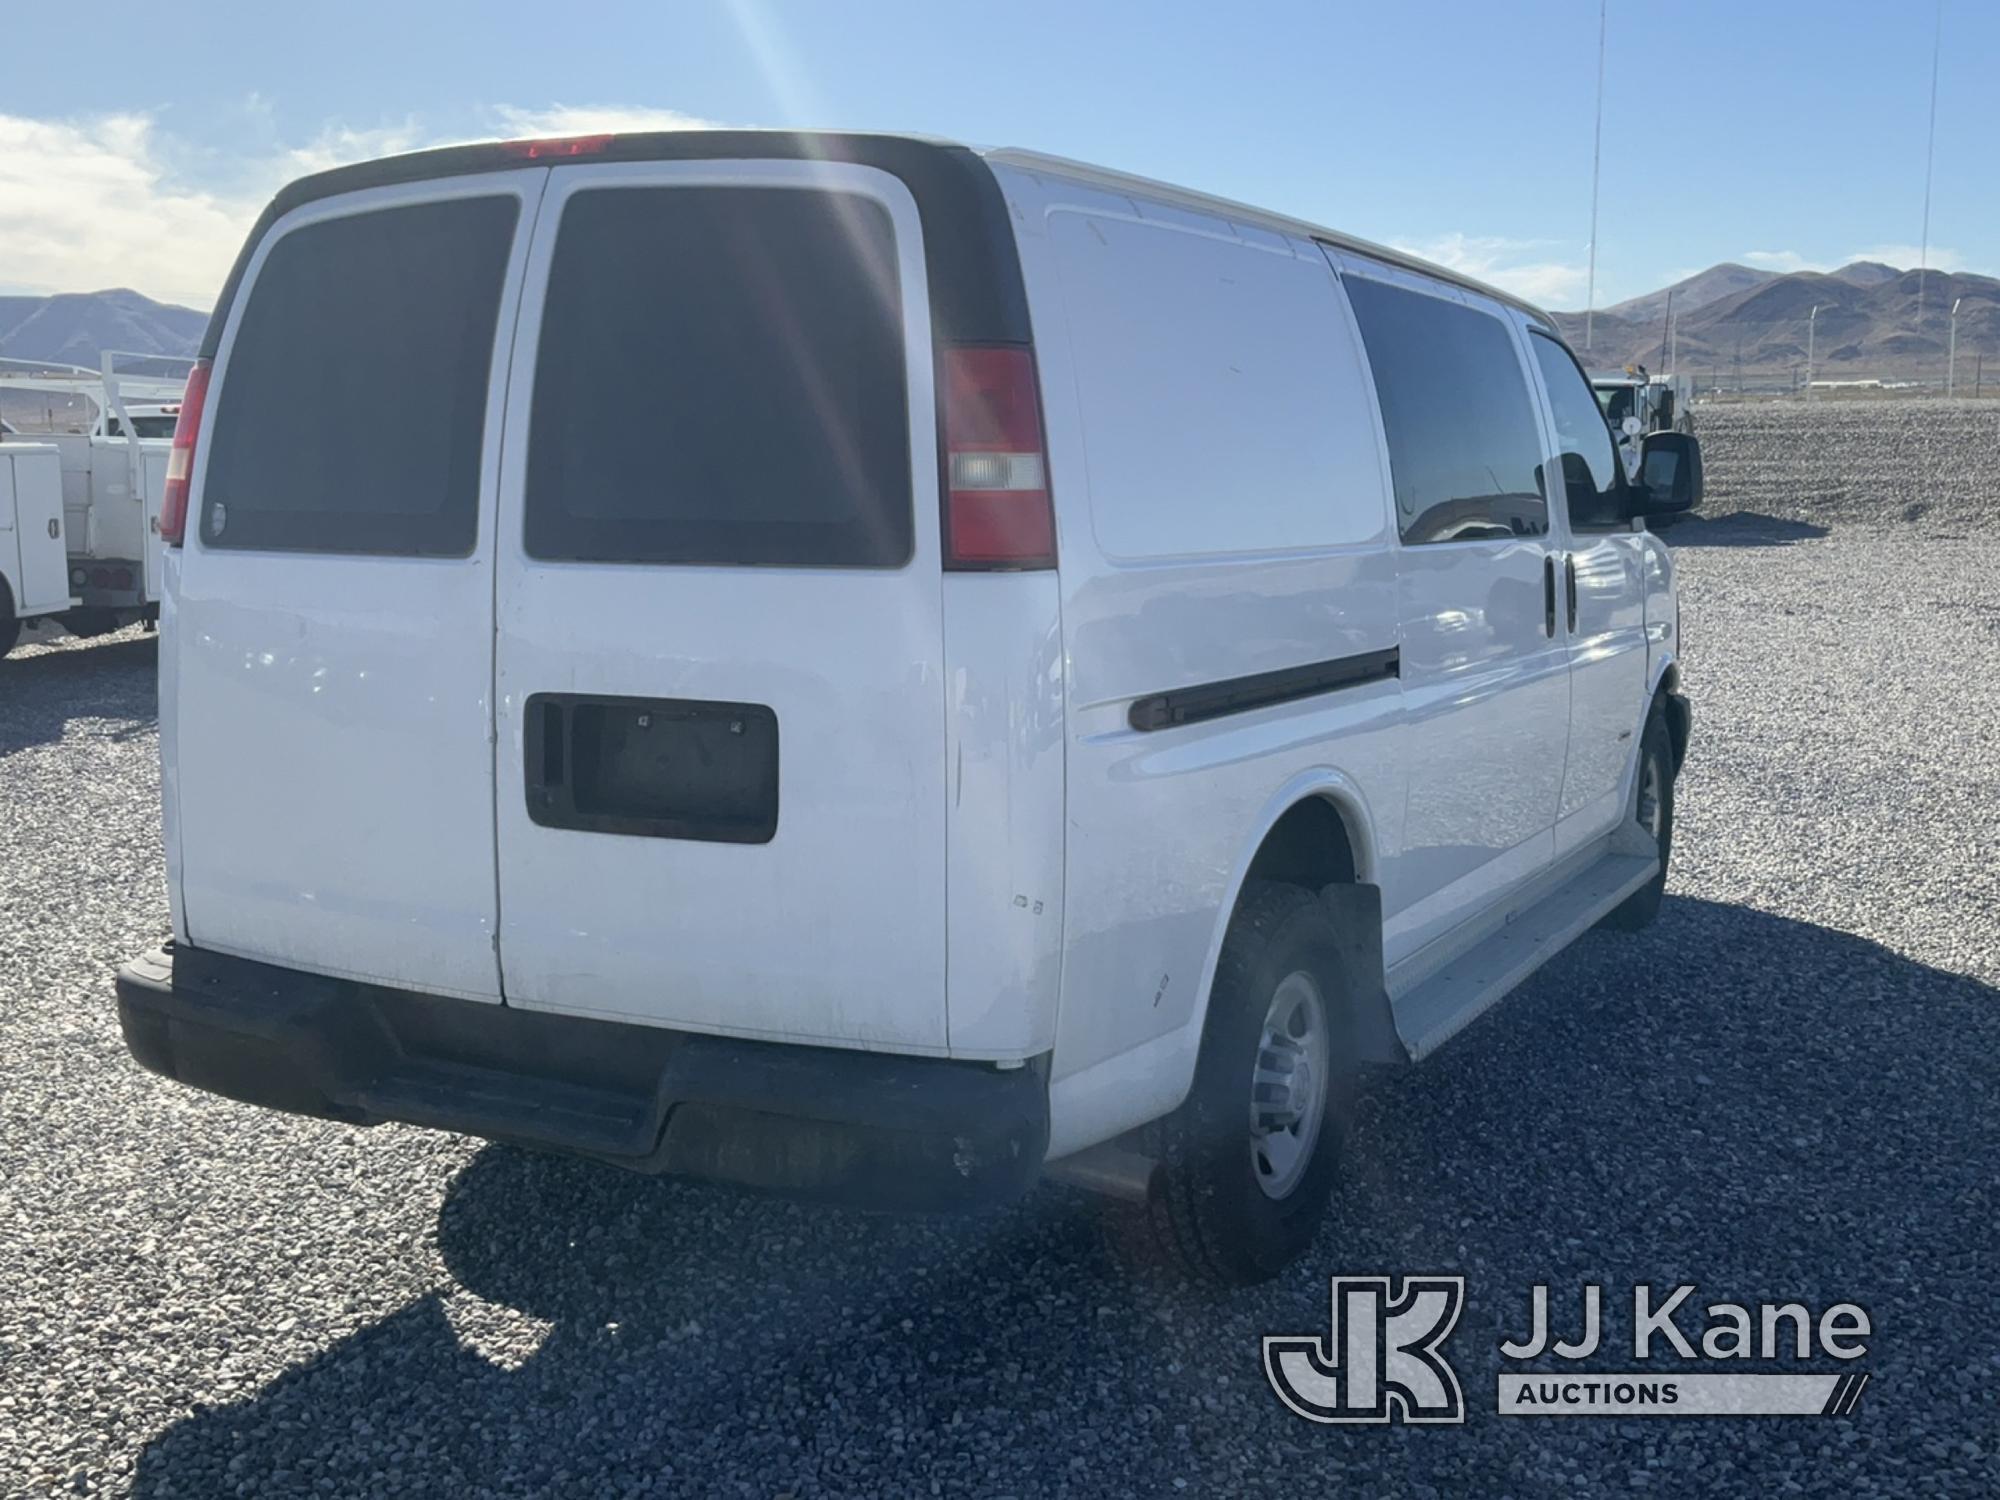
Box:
[1601,704,1676,931]
[1137,881,1353,1286]
[0,587,20,660]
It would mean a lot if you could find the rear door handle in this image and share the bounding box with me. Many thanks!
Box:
[1543,555,1558,638]
[1565,555,1579,633]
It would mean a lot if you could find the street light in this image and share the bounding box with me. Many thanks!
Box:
[1948,296,1963,397]
[1806,304,1821,399]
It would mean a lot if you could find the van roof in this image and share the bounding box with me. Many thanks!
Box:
[978,147,1554,324]
[203,129,1554,355]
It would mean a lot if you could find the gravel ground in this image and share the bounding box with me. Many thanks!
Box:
[3,401,1998,1497]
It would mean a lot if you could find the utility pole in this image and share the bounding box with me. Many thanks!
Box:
[1658,287,1675,374]
[1585,0,1606,353]
[1918,0,1942,330]
[1806,304,1821,399]
[1947,296,1962,396]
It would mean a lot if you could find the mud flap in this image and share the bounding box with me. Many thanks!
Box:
[1319,882,1404,1066]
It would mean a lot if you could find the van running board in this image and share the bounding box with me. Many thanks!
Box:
[1389,847,1659,1062]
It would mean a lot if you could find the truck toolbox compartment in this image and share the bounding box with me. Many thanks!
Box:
[116,945,1048,1212]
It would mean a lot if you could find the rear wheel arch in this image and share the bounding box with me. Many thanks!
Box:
[1187,779,1397,1074]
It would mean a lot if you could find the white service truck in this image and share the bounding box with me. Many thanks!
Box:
[0,353,190,657]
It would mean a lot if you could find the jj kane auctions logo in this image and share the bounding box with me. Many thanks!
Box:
[1266,1278,1872,1423]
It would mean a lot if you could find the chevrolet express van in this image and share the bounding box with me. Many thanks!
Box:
[117,132,1697,1285]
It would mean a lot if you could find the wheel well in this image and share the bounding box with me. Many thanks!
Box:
[1243,796,1357,893]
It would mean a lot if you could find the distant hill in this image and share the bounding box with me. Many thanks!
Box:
[1831,260,1902,289]
[1600,263,1776,327]
[0,289,208,370]
[1553,262,1999,383]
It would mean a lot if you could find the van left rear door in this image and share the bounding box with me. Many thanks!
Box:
[170,172,545,1001]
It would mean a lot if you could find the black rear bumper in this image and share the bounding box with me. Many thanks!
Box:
[115,945,1048,1212]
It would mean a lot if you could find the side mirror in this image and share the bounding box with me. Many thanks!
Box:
[1627,430,1702,518]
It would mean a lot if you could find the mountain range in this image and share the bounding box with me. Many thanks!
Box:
[1550,261,1998,384]
[0,288,209,371]
[3,259,1994,392]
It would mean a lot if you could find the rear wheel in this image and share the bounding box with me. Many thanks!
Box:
[1138,881,1352,1286]
[0,585,20,660]
[1601,704,1676,930]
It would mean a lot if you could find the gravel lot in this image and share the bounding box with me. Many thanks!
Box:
[3,400,1997,1497]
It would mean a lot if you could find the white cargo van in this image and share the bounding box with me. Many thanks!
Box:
[118,132,1698,1284]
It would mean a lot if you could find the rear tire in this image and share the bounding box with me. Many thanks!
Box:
[1137,881,1353,1287]
[1601,704,1676,931]
[0,586,20,660]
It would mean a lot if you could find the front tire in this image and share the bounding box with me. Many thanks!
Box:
[1139,881,1353,1286]
[1601,703,1676,931]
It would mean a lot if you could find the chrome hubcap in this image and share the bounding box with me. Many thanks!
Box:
[1250,971,1331,1200]
[1638,754,1664,840]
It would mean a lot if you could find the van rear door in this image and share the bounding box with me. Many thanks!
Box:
[491,161,952,1053]
[169,172,544,1000]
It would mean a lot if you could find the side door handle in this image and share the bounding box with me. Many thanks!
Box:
[1565,555,1579,634]
[1543,555,1558,638]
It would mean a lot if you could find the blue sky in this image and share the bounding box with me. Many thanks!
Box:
[1,0,1991,310]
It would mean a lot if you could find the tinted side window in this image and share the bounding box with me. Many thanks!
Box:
[524,187,913,568]
[1529,331,1622,527]
[1342,275,1547,544]
[203,195,518,555]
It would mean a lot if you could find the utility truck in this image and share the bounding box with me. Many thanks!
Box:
[0,353,191,655]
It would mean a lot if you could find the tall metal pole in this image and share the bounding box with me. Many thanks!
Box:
[1806,304,1821,399]
[1918,0,1942,330]
[1948,296,1962,395]
[1584,0,1606,353]
[1658,287,1674,373]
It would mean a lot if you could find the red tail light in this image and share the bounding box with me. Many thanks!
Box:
[499,134,614,160]
[941,345,1055,569]
[159,358,211,547]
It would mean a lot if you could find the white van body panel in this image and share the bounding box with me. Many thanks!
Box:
[992,163,1406,1150]
[167,169,549,1002]
[940,571,1068,1057]
[490,159,958,1054]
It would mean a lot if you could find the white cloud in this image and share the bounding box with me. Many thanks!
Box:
[1742,245,1986,277]
[1740,249,1828,274]
[0,113,262,307]
[1391,232,1589,308]
[1845,243,1975,274]
[0,104,724,309]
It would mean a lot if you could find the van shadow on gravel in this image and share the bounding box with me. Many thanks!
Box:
[1658,512,1831,548]
[0,633,157,755]
[131,895,2000,1497]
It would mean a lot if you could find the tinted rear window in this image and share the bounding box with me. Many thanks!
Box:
[1342,275,1548,544]
[201,195,518,555]
[523,186,913,568]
